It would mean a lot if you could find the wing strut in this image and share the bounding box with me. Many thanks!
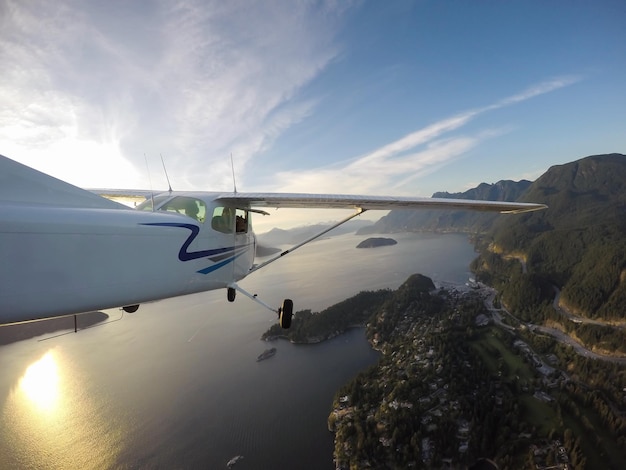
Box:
[248,208,367,275]
[228,282,278,313]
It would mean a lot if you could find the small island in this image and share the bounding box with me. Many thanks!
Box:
[356,237,397,248]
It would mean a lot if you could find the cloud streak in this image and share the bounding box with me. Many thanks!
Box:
[0,0,355,188]
[272,76,582,195]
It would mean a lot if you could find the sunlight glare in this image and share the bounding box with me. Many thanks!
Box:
[19,351,60,413]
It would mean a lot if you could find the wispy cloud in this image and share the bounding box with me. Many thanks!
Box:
[492,76,582,108]
[0,0,355,188]
[272,76,582,195]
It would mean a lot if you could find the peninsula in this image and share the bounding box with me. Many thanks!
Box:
[264,273,625,469]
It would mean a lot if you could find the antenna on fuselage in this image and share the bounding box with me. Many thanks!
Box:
[230,152,237,194]
[160,153,173,194]
[144,153,155,211]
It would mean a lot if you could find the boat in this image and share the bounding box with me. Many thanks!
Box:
[256,347,277,362]
[227,455,244,468]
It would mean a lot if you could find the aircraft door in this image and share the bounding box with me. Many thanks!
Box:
[233,208,255,280]
[209,205,255,282]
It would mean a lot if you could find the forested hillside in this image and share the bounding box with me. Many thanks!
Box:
[326,273,626,468]
[477,154,626,320]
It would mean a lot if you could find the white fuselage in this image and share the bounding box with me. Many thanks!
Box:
[0,199,256,324]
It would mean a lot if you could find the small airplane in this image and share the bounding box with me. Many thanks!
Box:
[0,154,547,328]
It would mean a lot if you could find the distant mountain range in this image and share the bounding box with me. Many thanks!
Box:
[366,153,626,320]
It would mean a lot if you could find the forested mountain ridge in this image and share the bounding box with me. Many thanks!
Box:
[433,179,533,202]
[477,153,626,321]
[491,153,626,252]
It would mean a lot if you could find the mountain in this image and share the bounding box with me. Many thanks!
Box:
[432,179,533,201]
[478,153,626,320]
[359,153,626,321]
[357,179,532,234]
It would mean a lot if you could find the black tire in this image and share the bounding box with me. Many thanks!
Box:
[123,304,140,313]
[279,299,293,329]
[227,287,236,302]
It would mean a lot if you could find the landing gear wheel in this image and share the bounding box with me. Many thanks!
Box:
[279,299,293,329]
[227,287,236,302]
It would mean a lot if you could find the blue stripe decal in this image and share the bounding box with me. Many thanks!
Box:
[141,222,249,261]
[197,252,246,275]
[141,222,250,275]
[208,246,248,263]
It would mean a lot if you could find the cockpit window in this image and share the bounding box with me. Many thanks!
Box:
[211,207,248,234]
[157,196,206,222]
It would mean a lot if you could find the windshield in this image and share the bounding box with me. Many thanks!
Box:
[158,196,207,222]
[137,195,207,222]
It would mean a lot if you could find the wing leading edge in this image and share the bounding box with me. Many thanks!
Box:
[215,193,547,214]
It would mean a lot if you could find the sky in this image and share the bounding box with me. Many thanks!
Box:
[2,0,625,230]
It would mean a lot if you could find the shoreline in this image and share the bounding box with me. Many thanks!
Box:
[264,324,368,345]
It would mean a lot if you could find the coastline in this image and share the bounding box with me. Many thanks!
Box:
[263,324,369,345]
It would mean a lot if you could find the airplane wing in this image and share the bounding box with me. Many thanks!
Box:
[1,153,545,214]
[93,189,166,198]
[215,192,547,214]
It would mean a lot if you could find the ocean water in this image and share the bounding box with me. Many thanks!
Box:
[0,232,476,469]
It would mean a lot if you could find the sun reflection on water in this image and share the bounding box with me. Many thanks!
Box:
[1,348,125,469]
[19,351,60,413]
